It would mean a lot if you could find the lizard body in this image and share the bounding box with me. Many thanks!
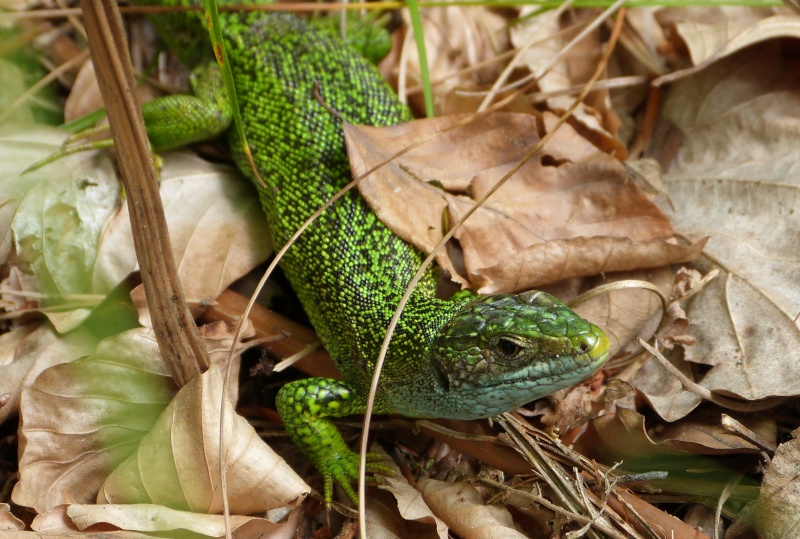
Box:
[136,1,610,504]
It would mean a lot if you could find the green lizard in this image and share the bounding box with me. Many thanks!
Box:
[135,1,610,505]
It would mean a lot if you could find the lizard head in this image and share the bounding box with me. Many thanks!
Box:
[431,291,609,419]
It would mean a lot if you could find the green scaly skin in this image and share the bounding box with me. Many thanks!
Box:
[135,1,611,505]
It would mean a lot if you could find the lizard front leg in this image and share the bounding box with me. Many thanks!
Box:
[276,377,391,506]
[141,62,232,152]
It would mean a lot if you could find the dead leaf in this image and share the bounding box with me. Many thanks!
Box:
[633,348,703,422]
[473,236,705,294]
[1,126,270,330]
[98,362,308,513]
[648,45,800,402]
[13,327,307,517]
[66,502,303,538]
[573,267,674,359]
[0,503,24,531]
[654,11,800,84]
[346,112,693,294]
[658,408,776,454]
[93,151,271,303]
[0,125,119,330]
[757,436,800,539]
[396,7,508,115]
[511,7,622,152]
[64,59,162,122]
[0,267,40,312]
[371,443,448,539]
[12,329,176,513]
[29,505,81,533]
[588,405,773,476]
[380,477,448,539]
[0,323,96,424]
[418,479,527,538]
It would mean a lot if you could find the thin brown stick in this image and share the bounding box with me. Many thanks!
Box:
[79,0,208,385]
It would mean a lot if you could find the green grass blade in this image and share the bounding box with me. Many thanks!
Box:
[406,0,435,118]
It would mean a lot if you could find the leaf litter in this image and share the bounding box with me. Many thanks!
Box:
[2,1,800,537]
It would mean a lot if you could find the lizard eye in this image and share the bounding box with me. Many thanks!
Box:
[496,337,523,359]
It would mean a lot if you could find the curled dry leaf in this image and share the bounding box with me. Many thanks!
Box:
[93,151,271,303]
[654,11,800,84]
[473,236,706,295]
[418,479,527,539]
[647,45,800,405]
[632,347,703,422]
[510,7,622,153]
[572,266,674,358]
[0,124,119,330]
[396,6,508,115]
[1,126,270,332]
[98,362,308,514]
[30,505,81,533]
[345,112,698,295]
[13,329,175,513]
[64,59,161,123]
[757,436,800,539]
[14,327,308,518]
[67,502,303,538]
[0,503,24,531]
[379,477,448,539]
[373,444,448,539]
[589,405,773,476]
[0,323,96,425]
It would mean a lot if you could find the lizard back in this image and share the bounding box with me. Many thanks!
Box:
[215,12,463,398]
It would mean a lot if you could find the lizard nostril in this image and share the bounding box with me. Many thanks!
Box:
[578,334,596,353]
[574,329,610,362]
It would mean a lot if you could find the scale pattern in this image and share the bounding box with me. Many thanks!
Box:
[137,1,610,504]
[221,12,466,400]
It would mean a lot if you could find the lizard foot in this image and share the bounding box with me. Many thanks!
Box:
[320,449,395,507]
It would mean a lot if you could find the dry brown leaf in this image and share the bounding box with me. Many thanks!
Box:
[13,326,307,518]
[346,112,691,295]
[572,267,674,359]
[418,479,527,539]
[98,362,308,514]
[376,447,448,539]
[589,406,687,461]
[29,505,81,533]
[0,323,96,424]
[66,502,303,538]
[396,7,508,115]
[647,45,800,403]
[654,10,799,84]
[511,7,622,150]
[590,405,771,464]
[473,236,705,294]
[64,59,161,122]
[93,151,271,303]
[0,503,24,531]
[364,488,444,539]
[64,60,106,122]
[757,436,800,538]
[632,347,703,422]
[379,477,448,539]
[1,125,120,331]
[12,329,176,513]
[0,267,39,312]
[658,408,776,454]
[2,126,268,334]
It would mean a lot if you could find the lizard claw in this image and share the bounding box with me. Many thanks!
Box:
[320,449,395,507]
